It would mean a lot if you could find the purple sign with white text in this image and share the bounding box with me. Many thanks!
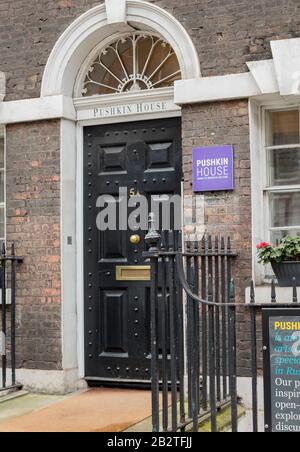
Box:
[192,145,234,192]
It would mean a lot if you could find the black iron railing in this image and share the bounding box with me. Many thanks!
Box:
[0,243,23,393]
[145,215,300,433]
[144,217,236,432]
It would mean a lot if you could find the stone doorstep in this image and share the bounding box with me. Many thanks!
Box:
[125,402,246,433]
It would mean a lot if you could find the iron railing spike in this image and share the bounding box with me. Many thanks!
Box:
[145,212,161,253]
[194,240,199,252]
[292,277,298,303]
[227,237,232,252]
[201,236,206,256]
[215,236,219,253]
[208,274,213,299]
[230,279,235,300]
[161,230,166,251]
[169,230,174,251]
[271,277,277,303]
[178,230,183,252]
[208,235,212,249]
[250,281,255,304]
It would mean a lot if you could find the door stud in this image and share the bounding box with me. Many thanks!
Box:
[130,234,141,245]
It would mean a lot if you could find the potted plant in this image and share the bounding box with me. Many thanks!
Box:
[256,236,300,287]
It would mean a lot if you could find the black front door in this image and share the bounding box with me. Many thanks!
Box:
[84,118,182,383]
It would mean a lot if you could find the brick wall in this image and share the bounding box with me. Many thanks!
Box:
[1,0,300,101]
[6,120,62,371]
[182,100,252,375]
[182,100,251,284]
[1,0,290,377]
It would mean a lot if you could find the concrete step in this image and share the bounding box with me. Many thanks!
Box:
[0,390,28,404]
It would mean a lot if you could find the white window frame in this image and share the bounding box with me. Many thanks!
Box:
[252,101,300,284]
[262,107,300,245]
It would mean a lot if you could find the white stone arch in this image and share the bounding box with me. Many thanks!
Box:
[41,0,201,98]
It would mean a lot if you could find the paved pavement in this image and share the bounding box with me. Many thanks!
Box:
[236,410,265,433]
[0,388,260,433]
[0,388,153,433]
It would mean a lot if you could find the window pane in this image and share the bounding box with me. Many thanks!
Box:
[271,229,300,245]
[270,192,300,228]
[0,136,4,168]
[0,207,5,239]
[268,110,299,146]
[269,147,300,186]
[82,33,181,96]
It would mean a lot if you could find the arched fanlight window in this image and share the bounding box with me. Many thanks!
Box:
[81,32,181,96]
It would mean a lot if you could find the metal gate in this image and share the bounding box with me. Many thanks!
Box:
[0,243,23,393]
[144,216,300,433]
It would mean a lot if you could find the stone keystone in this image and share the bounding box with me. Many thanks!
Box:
[105,0,127,24]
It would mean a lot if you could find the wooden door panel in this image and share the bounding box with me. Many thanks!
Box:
[99,289,129,356]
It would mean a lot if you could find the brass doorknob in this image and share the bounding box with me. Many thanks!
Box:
[130,234,141,245]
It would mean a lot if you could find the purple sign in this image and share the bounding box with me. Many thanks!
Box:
[192,145,234,192]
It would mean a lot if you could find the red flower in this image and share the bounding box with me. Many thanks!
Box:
[256,242,270,249]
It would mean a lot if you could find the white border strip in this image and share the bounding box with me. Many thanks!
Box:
[174,72,261,105]
[3,47,300,125]
[0,95,76,125]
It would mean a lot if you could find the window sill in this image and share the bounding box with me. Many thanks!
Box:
[245,285,300,305]
[0,289,12,306]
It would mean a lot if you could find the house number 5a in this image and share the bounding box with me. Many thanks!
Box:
[129,188,139,197]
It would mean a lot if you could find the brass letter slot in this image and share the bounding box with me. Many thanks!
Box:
[116,266,151,281]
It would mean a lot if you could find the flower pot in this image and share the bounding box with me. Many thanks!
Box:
[271,262,300,287]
